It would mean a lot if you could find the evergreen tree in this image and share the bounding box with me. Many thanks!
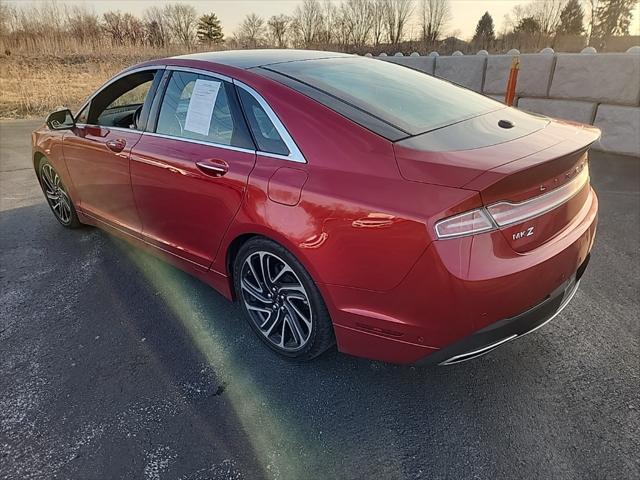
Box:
[514,16,542,34]
[593,0,637,37]
[197,13,224,45]
[472,11,495,49]
[557,0,585,35]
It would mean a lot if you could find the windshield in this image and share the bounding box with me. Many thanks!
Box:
[266,57,504,136]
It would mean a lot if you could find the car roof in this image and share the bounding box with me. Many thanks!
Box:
[169,49,354,69]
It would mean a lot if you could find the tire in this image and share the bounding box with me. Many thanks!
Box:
[37,157,82,228]
[233,237,335,361]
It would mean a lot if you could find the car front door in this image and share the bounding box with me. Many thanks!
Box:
[129,68,256,268]
[63,68,162,234]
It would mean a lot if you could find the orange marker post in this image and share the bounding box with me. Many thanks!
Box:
[504,56,520,106]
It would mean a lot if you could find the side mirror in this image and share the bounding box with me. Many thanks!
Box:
[46,108,75,130]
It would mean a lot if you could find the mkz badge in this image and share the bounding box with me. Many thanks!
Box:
[513,227,535,240]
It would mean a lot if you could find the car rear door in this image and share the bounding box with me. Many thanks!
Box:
[63,68,162,235]
[130,68,256,269]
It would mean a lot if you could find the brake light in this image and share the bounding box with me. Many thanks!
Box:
[435,163,589,239]
[434,209,494,239]
[487,165,589,227]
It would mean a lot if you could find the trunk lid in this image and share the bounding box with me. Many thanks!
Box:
[469,140,593,253]
[394,110,600,252]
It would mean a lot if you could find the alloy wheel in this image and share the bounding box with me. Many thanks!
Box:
[40,163,72,225]
[240,251,313,352]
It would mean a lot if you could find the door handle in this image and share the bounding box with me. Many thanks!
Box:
[196,160,228,177]
[106,138,126,153]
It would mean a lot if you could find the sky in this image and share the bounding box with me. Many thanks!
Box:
[5,0,640,41]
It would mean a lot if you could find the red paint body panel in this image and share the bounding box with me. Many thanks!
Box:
[129,134,256,268]
[63,125,143,234]
[32,54,601,364]
[267,167,307,206]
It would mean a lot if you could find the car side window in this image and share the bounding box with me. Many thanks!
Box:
[237,88,289,156]
[75,103,89,124]
[87,70,158,130]
[155,71,253,150]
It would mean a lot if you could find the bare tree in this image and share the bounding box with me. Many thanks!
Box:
[383,0,414,45]
[12,0,65,38]
[292,0,324,47]
[319,0,338,45]
[341,0,374,47]
[287,16,302,47]
[509,4,531,29]
[528,0,567,35]
[102,11,127,45]
[122,12,145,46]
[502,0,567,49]
[331,7,351,47]
[143,6,171,47]
[586,0,601,43]
[268,14,290,47]
[39,0,65,35]
[420,0,450,45]
[65,5,101,45]
[165,3,197,48]
[235,13,266,48]
[371,0,386,46]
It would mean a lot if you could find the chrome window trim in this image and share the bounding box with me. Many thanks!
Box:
[75,123,142,134]
[74,128,257,157]
[142,131,256,155]
[74,65,163,119]
[165,65,232,83]
[234,80,306,164]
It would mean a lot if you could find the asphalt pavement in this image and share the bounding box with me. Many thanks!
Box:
[1,119,638,480]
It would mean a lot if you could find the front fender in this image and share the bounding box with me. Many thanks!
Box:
[32,127,78,204]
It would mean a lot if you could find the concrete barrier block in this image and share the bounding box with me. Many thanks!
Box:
[593,105,640,156]
[550,53,640,105]
[484,54,555,97]
[517,98,596,124]
[382,56,435,75]
[434,56,486,92]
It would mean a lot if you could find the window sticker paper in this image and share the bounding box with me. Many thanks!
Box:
[184,79,221,136]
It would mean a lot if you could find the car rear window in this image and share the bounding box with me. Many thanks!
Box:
[264,57,504,137]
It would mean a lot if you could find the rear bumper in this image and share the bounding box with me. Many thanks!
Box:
[417,256,588,365]
[327,187,598,364]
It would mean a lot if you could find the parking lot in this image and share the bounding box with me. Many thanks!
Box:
[1,119,638,480]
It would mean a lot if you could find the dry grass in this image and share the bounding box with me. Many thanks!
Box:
[0,46,190,119]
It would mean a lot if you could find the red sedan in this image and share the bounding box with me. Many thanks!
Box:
[32,50,599,365]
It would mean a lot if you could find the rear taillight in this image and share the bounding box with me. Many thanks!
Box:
[487,165,589,227]
[434,209,494,239]
[435,164,589,239]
